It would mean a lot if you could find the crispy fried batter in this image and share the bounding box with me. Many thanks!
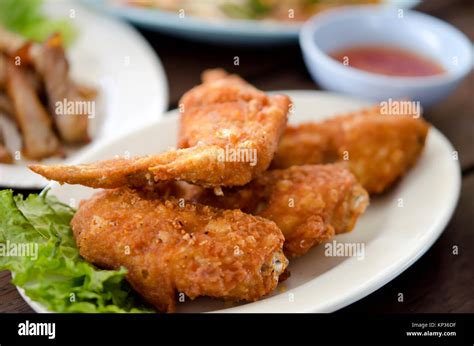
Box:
[71,188,288,312]
[272,106,430,194]
[193,164,369,257]
[30,70,290,188]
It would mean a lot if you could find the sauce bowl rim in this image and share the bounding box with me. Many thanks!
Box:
[300,5,473,87]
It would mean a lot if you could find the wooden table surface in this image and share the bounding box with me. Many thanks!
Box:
[0,0,472,313]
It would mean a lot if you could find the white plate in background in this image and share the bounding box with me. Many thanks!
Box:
[0,0,168,189]
[19,90,460,312]
[80,0,420,45]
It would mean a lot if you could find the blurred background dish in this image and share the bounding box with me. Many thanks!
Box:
[300,6,473,107]
[80,0,420,45]
[0,0,169,189]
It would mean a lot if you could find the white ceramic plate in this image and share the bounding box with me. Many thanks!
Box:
[0,0,168,189]
[18,90,460,313]
[80,0,420,45]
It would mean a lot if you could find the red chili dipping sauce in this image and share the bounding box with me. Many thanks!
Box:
[330,45,445,77]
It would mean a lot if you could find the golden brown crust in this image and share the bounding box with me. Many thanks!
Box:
[152,70,290,187]
[30,155,174,189]
[193,164,369,257]
[272,106,430,194]
[71,188,288,312]
[30,70,290,189]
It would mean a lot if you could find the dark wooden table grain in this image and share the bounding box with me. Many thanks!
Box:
[0,0,472,313]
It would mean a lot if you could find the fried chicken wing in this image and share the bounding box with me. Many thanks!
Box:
[193,164,369,258]
[272,106,430,194]
[71,187,288,312]
[30,70,290,189]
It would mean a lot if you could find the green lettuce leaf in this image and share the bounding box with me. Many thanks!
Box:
[0,0,77,45]
[0,190,152,313]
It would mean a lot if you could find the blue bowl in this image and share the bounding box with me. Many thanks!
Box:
[300,6,473,107]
